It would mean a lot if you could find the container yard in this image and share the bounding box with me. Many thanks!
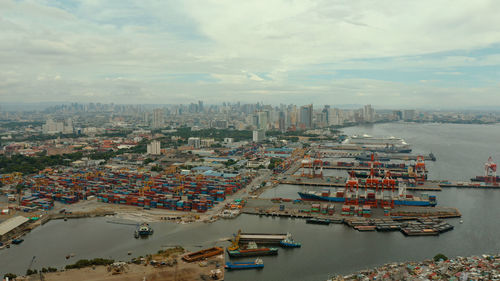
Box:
[14,167,254,215]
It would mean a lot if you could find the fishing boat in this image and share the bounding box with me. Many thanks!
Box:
[225,258,264,270]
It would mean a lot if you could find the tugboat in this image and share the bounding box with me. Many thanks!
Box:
[279,237,301,248]
[134,223,153,238]
[279,233,301,248]
[225,258,264,270]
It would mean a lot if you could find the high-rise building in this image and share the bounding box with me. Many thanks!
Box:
[188,137,201,148]
[198,100,204,112]
[278,111,285,132]
[201,138,215,147]
[403,110,416,121]
[63,118,73,134]
[253,130,266,142]
[392,110,403,120]
[299,104,313,129]
[152,108,164,129]
[147,140,161,155]
[328,108,344,126]
[322,105,330,123]
[257,111,269,130]
[42,119,65,134]
[363,104,375,123]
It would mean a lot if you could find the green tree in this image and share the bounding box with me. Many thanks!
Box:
[433,253,448,262]
[4,273,17,279]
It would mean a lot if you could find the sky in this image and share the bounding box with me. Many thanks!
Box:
[1,0,500,108]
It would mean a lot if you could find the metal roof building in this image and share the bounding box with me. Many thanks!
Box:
[0,216,30,240]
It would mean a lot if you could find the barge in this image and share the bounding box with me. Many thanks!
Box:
[225,258,264,270]
[306,218,331,225]
[182,247,223,262]
[227,242,278,257]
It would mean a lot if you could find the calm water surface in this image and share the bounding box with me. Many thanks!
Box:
[1,123,500,281]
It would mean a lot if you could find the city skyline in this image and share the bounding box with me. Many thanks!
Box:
[2,1,500,107]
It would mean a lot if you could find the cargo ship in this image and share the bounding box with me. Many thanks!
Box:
[352,169,427,180]
[470,175,500,182]
[227,242,278,257]
[134,223,153,238]
[337,135,412,153]
[306,218,331,225]
[182,247,223,262]
[471,157,498,183]
[298,189,437,207]
[225,258,264,270]
[439,181,499,189]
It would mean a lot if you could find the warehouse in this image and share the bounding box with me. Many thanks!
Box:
[0,216,30,241]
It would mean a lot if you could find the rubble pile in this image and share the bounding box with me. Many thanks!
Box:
[328,255,500,280]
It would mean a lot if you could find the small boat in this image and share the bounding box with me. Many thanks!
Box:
[135,223,153,238]
[12,238,24,245]
[280,239,301,248]
[225,258,264,270]
[279,234,301,248]
[306,218,331,225]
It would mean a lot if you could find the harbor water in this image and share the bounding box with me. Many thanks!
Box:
[1,123,500,281]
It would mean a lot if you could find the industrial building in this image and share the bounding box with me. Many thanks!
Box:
[0,216,30,241]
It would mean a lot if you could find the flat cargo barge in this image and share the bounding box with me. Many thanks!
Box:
[239,233,288,244]
[182,247,223,262]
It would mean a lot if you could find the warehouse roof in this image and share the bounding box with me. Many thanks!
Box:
[0,216,29,236]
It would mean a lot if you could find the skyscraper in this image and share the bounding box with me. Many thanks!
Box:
[278,111,286,132]
[257,111,269,130]
[299,104,313,129]
[152,108,164,129]
[363,104,375,123]
[198,100,204,113]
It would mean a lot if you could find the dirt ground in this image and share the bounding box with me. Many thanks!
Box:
[21,255,224,281]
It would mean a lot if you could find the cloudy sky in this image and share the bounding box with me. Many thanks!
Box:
[1,0,500,108]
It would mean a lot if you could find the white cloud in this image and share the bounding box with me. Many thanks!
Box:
[1,0,500,107]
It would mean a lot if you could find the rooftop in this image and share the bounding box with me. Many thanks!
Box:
[0,216,30,236]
